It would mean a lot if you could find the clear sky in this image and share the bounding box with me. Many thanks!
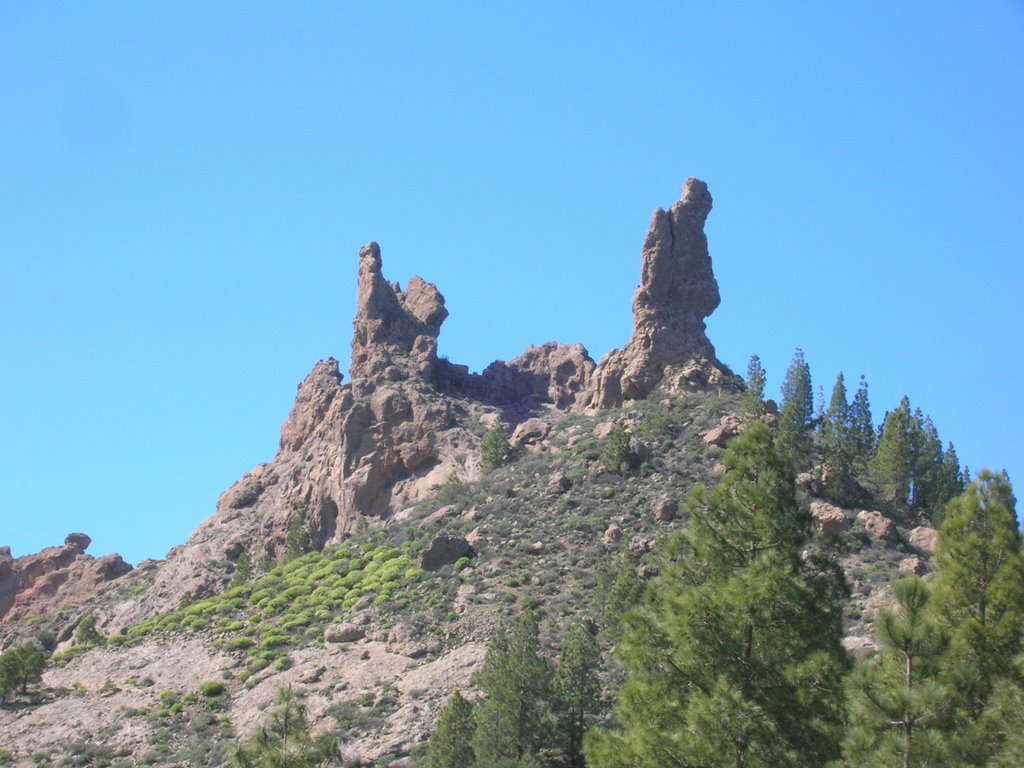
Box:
[2,3,1022,566]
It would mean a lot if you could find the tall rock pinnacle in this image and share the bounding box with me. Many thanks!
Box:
[350,242,449,381]
[589,178,730,407]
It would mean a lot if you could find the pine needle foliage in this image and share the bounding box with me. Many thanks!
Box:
[585,422,848,768]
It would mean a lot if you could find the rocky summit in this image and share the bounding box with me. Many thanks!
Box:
[0,182,923,767]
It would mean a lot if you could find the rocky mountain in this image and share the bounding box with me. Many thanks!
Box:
[0,180,929,767]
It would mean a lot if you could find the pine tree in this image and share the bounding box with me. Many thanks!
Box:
[934,443,964,525]
[480,422,513,474]
[741,354,767,424]
[585,422,848,768]
[909,411,943,512]
[777,347,814,466]
[427,690,476,768]
[551,618,603,768]
[231,686,337,768]
[932,471,1024,730]
[849,375,875,477]
[872,396,913,507]
[843,578,952,768]
[474,610,550,764]
[821,372,855,505]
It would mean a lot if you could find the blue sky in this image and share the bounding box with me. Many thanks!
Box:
[2,3,1022,565]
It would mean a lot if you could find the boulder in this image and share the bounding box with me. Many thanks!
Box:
[857,510,896,541]
[652,495,678,523]
[603,524,623,547]
[420,531,473,572]
[324,622,366,643]
[910,526,938,554]
[703,414,743,447]
[628,536,653,557]
[810,501,849,535]
[64,533,91,552]
[509,418,550,450]
[900,557,925,576]
[546,473,570,496]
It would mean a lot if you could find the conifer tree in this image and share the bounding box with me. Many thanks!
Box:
[872,396,913,507]
[935,443,964,524]
[480,422,513,474]
[932,471,1024,731]
[740,354,766,423]
[777,347,814,466]
[843,578,952,767]
[849,375,875,477]
[909,411,943,511]
[551,618,603,768]
[427,690,476,768]
[231,686,337,768]
[585,422,848,768]
[821,372,855,504]
[474,610,550,764]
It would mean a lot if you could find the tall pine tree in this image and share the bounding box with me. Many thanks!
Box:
[932,471,1024,736]
[474,610,550,764]
[849,375,875,478]
[551,618,604,768]
[777,347,814,467]
[427,690,476,768]
[741,354,767,424]
[585,422,848,768]
[821,372,855,505]
[843,578,953,767]
[872,396,914,507]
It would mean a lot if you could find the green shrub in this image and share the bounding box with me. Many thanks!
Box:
[200,681,225,697]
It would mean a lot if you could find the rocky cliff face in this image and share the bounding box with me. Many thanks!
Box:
[0,534,131,628]
[3,180,734,633]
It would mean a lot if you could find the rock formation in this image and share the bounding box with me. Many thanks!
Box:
[589,178,734,407]
[0,534,132,626]
[45,181,738,629]
[350,242,449,383]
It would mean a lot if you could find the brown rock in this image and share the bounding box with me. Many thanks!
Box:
[636,563,660,580]
[509,418,550,450]
[324,623,366,643]
[589,179,733,408]
[652,495,678,523]
[857,510,896,541]
[546,473,570,496]
[350,242,448,382]
[910,526,938,554]
[603,524,623,547]
[810,501,849,535]
[64,533,91,552]
[420,531,473,572]
[628,536,653,557]
[0,539,132,624]
[592,422,617,439]
[900,557,925,576]
[480,343,595,410]
[703,414,743,447]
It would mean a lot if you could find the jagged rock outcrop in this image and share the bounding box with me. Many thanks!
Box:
[0,535,132,626]
[350,242,449,383]
[480,342,595,410]
[589,178,735,408]
[78,182,743,627]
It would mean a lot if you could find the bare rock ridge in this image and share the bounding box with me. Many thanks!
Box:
[0,534,132,626]
[2,180,733,630]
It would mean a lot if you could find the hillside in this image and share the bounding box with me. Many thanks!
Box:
[1,181,946,767]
